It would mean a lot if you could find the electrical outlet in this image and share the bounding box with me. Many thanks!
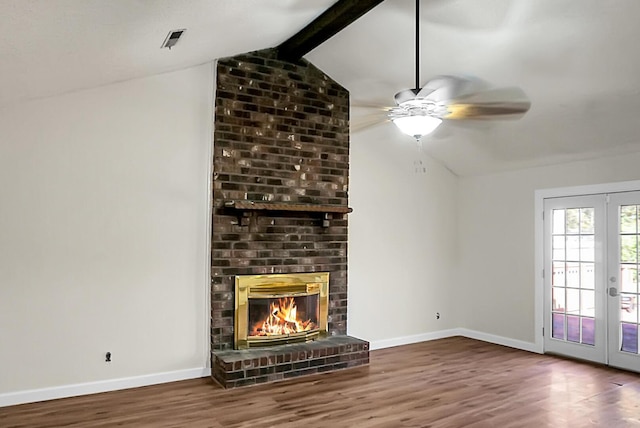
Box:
[436,312,440,320]
[105,352,112,362]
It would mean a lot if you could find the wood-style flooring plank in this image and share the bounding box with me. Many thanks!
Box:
[2,337,640,427]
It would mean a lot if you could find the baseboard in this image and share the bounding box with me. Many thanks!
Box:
[0,367,211,408]
[369,329,460,350]
[368,328,540,354]
[458,328,541,354]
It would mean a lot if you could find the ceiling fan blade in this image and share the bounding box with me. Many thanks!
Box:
[351,112,390,133]
[444,87,531,119]
[419,75,485,102]
[448,86,529,105]
[444,100,531,120]
[351,101,392,110]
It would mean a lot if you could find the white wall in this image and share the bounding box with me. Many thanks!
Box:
[458,152,640,344]
[0,63,213,395]
[348,126,459,346]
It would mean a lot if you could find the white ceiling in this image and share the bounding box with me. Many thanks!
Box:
[2,0,640,176]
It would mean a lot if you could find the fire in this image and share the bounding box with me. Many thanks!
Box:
[252,297,316,336]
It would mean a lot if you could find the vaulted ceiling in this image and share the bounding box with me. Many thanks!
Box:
[2,0,640,176]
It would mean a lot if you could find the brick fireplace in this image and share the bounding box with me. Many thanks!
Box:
[210,48,369,388]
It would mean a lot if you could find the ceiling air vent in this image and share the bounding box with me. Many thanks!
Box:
[161,29,186,49]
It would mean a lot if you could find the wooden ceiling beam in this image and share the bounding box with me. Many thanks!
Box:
[276,0,385,62]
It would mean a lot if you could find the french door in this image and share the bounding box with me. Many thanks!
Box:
[544,192,640,372]
[544,195,606,364]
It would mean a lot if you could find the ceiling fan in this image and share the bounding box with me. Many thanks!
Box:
[355,0,531,143]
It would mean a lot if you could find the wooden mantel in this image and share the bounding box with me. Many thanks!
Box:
[223,200,353,227]
[224,200,352,214]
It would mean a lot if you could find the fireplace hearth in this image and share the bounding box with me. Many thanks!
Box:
[212,336,369,388]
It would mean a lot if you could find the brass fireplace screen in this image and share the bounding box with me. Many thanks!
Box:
[234,272,329,349]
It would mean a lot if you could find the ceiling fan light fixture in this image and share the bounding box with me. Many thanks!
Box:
[389,0,442,142]
[392,115,442,140]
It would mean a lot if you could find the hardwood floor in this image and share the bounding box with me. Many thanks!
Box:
[2,337,640,427]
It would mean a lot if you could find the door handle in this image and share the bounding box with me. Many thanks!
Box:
[609,287,619,297]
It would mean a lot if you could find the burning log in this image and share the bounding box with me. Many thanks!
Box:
[272,308,289,323]
[251,296,318,336]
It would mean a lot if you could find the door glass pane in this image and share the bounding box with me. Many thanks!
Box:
[620,294,637,323]
[566,209,580,234]
[553,209,565,234]
[582,318,595,345]
[621,323,638,354]
[552,236,565,260]
[620,205,637,234]
[620,264,637,293]
[580,208,594,233]
[566,288,580,314]
[552,313,565,340]
[552,287,565,311]
[580,235,595,262]
[566,262,580,288]
[620,235,638,264]
[566,236,580,261]
[581,290,595,317]
[552,262,565,286]
[581,263,595,289]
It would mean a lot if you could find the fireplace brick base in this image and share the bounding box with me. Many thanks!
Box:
[212,336,369,388]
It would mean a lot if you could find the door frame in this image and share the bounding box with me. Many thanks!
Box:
[534,179,640,355]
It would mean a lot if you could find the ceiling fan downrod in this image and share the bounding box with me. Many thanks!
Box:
[415,0,419,91]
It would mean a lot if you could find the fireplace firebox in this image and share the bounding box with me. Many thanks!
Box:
[235,273,329,349]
